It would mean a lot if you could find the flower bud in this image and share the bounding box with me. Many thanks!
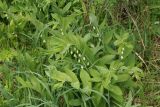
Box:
[78,54,82,57]
[76,50,79,53]
[61,32,64,35]
[43,40,46,43]
[73,54,77,58]
[83,57,86,61]
[81,66,84,69]
[74,47,76,51]
[121,51,124,54]
[78,59,81,63]
[70,51,73,54]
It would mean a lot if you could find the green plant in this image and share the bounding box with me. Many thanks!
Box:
[0,0,154,107]
[44,25,143,106]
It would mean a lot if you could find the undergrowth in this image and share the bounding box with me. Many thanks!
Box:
[0,0,159,107]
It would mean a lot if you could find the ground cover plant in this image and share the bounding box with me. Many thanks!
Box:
[0,0,159,107]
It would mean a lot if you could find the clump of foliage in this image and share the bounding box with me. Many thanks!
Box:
[1,0,159,107]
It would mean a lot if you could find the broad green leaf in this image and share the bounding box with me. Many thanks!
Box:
[110,92,123,104]
[107,85,123,96]
[92,46,103,55]
[101,72,112,89]
[90,78,101,82]
[124,54,135,67]
[29,76,42,93]
[96,66,110,74]
[61,15,76,31]
[96,66,112,88]
[116,74,130,82]
[46,66,72,82]
[89,13,98,26]
[105,46,117,54]
[52,71,72,82]
[98,99,107,107]
[69,99,82,106]
[83,33,92,42]
[89,69,100,78]
[53,82,64,89]
[103,30,113,45]
[123,44,134,58]
[65,69,80,89]
[96,55,115,65]
[110,61,124,70]
[89,69,101,82]
[80,69,92,95]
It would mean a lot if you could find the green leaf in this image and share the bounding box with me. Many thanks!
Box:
[16,76,42,94]
[114,32,129,46]
[110,92,123,104]
[69,99,82,106]
[105,46,117,55]
[83,33,92,42]
[107,85,123,96]
[123,44,134,58]
[101,73,112,89]
[90,78,101,82]
[0,83,12,100]
[80,0,87,14]
[96,66,112,88]
[0,49,17,61]
[89,13,98,26]
[63,2,72,14]
[29,76,42,93]
[16,77,30,87]
[53,82,64,89]
[46,66,72,82]
[9,20,15,33]
[0,1,8,10]
[89,69,101,82]
[103,30,113,45]
[80,69,92,95]
[116,74,130,82]
[65,69,80,89]
[89,69,100,78]
[92,83,104,106]
[124,54,135,67]
[61,15,76,31]
[125,91,133,107]
[96,55,115,65]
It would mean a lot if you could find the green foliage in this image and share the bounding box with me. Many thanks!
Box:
[1,0,159,106]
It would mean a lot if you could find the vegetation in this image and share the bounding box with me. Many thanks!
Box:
[0,0,159,107]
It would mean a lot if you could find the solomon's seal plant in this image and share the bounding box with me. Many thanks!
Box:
[0,0,144,107]
[45,29,143,107]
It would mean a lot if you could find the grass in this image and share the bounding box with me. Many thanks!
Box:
[0,0,160,107]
